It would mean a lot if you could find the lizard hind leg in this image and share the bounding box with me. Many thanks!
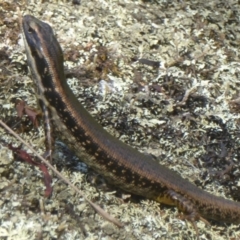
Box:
[155,189,209,236]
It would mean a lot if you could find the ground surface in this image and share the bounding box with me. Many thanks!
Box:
[1,0,240,239]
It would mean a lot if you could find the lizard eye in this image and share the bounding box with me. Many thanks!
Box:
[27,26,34,34]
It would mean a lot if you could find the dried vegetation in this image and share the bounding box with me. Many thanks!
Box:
[1,0,240,239]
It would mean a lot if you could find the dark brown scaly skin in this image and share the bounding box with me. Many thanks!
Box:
[21,15,240,224]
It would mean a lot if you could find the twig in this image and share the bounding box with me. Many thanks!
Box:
[0,119,123,228]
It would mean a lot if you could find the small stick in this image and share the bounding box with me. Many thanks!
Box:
[0,119,123,228]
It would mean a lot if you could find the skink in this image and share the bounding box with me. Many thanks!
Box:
[21,14,240,226]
